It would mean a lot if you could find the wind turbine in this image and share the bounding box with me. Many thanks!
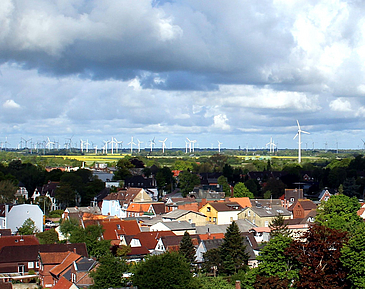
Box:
[159,138,167,153]
[186,138,192,153]
[218,141,223,153]
[103,140,110,154]
[137,139,143,153]
[128,137,136,154]
[110,137,117,154]
[84,140,90,153]
[266,137,276,153]
[293,120,310,163]
[80,139,84,153]
[191,139,197,152]
[149,137,156,152]
[185,140,189,154]
[361,139,365,150]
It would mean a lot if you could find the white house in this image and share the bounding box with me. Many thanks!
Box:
[6,204,43,234]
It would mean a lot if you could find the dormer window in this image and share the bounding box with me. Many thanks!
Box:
[117,224,121,229]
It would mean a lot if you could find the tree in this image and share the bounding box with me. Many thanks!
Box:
[220,221,249,275]
[132,251,199,289]
[316,194,362,233]
[341,222,365,288]
[113,158,134,180]
[198,276,234,289]
[59,218,79,240]
[287,224,349,289]
[233,182,254,198]
[178,171,200,197]
[179,231,196,264]
[262,178,286,199]
[18,218,38,235]
[36,229,59,244]
[202,248,222,275]
[69,224,110,259]
[90,253,129,289]
[218,175,231,197]
[0,179,18,203]
[255,234,297,285]
[156,167,175,195]
[269,214,290,238]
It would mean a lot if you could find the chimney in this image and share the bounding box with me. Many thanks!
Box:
[235,280,241,289]
[74,247,77,254]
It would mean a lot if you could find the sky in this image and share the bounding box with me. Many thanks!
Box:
[1,0,365,151]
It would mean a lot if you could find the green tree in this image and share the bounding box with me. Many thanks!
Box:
[262,178,286,199]
[218,175,231,197]
[202,248,222,275]
[198,276,234,289]
[59,218,79,240]
[90,253,129,289]
[233,182,254,198]
[69,224,110,259]
[269,214,290,238]
[255,234,297,284]
[178,171,201,197]
[220,221,249,275]
[36,229,59,244]
[316,194,362,233]
[156,167,175,195]
[179,231,196,264]
[0,179,18,203]
[341,223,365,288]
[18,218,38,235]
[132,251,199,289]
[113,158,134,180]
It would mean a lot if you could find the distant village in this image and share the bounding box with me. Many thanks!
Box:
[0,156,364,288]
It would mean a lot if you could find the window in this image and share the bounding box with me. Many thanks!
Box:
[71,273,76,282]
[230,217,233,222]
[247,211,251,216]
[213,217,217,223]
[209,217,211,222]
[188,219,192,224]
[264,221,269,227]
[112,201,115,207]
[290,197,295,202]
[18,265,25,275]
[28,262,34,269]
[207,207,211,212]
[117,224,121,230]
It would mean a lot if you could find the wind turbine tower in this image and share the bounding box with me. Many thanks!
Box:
[159,138,167,153]
[218,141,222,153]
[149,138,155,152]
[293,120,310,163]
[128,137,136,154]
[137,139,143,153]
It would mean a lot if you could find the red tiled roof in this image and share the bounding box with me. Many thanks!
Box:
[131,231,176,250]
[49,251,82,276]
[127,203,151,213]
[199,233,225,240]
[52,276,74,289]
[39,252,71,265]
[206,202,242,212]
[0,235,39,251]
[101,219,141,240]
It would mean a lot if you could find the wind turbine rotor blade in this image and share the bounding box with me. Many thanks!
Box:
[296,120,300,129]
[302,130,310,134]
[293,133,298,140]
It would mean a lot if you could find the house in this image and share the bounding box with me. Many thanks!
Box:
[238,205,291,227]
[199,202,242,225]
[52,276,78,289]
[32,181,59,211]
[190,185,225,200]
[39,251,82,288]
[0,235,39,252]
[101,188,152,218]
[288,199,317,219]
[162,209,207,226]
[150,221,196,235]
[318,188,332,202]
[154,234,200,253]
[281,189,304,209]
[125,175,157,189]
[195,238,224,263]
[63,257,97,287]
[5,204,43,234]
[126,202,165,218]
[0,243,87,277]
[15,182,28,200]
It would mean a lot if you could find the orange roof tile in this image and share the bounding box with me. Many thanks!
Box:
[49,251,82,276]
[199,233,225,240]
[39,251,71,265]
[131,231,176,250]
[52,276,74,289]
[127,203,151,213]
[229,197,252,208]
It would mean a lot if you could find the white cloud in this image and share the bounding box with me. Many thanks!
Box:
[329,98,352,112]
[211,114,230,131]
[3,99,20,109]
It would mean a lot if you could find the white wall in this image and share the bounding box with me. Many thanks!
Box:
[217,211,239,225]
[7,204,43,233]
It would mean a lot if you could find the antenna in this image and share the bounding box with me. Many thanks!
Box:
[293,120,310,163]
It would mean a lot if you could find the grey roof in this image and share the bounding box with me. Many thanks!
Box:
[162,209,205,220]
[66,206,101,214]
[204,239,224,251]
[245,205,291,217]
[160,221,195,231]
[196,220,255,235]
[141,215,163,226]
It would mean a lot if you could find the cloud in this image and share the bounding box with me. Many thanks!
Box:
[212,114,230,131]
[329,98,352,112]
[3,99,20,109]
